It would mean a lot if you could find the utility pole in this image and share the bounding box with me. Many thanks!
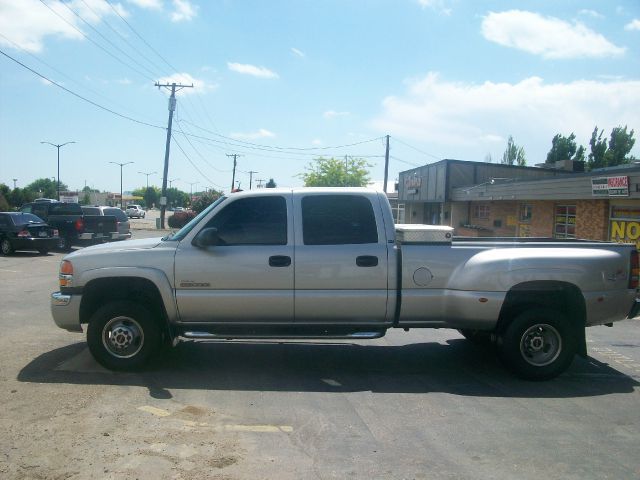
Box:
[256,178,265,189]
[139,171,157,189]
[110,161,134,208]
[40,140,76,200]
[12,179,17,189]
[156,81,193,228]
[247,171,258,190]
[383,134,390,193]
[188,181,199,202]
[227,154,242,190]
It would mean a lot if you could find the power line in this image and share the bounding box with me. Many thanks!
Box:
[0,32,159,125]
[105,0,181,74]
[37,0,154,82]
[77,0,169,78]
[174,117,232,173]
[0,48,164,130]
[171,134,221,188]
[390,155,421,167]
[392,136,441,161]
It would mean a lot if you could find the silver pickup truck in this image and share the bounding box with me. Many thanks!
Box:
[51,188,639,380]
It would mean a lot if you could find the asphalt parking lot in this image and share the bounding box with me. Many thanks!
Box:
[1,231,639,480]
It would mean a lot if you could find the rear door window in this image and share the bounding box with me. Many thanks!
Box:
[50,203,83,215]
[302,195,378,245]
[104,208,128,221]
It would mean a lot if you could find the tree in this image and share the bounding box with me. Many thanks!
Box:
[300,157,372,187]
[501,136,526,166]
[588,126,608,171]
[24,178,68,199]
[587,125,637,171]
[132,186,159,208]
[191,189,223,214]
[546,133,585,164]
[265,178,277,188]
[607,125,636,167]
[0,193,9,211]
[9,188,27,208]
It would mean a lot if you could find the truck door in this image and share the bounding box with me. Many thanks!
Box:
[174,194,294,323]
[294,193,390,323]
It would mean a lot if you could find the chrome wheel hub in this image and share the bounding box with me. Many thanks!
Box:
[520,324,562,367]
[102,317,144,359]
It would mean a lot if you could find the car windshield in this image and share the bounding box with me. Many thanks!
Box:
[104,208,128,221]
[11,213,45,225]
[164,196,226,242]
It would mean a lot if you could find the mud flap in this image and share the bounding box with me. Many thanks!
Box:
[576,326,587,358]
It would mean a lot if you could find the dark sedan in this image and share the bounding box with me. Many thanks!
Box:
[0,212,59,255]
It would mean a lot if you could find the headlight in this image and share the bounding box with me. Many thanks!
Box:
[59,260,74,288]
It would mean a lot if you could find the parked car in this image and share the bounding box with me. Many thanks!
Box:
[20,201,118,251]
[0,212,59,255]
[81,206,131,241]
[126,205,146,218]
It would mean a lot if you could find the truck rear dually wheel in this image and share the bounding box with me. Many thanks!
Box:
[498,308,577,381]
[87,301,161,370]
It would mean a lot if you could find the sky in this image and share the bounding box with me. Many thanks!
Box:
[1,0,640,195]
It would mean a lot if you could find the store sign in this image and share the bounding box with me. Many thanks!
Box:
[610,206,640,250]
[592,176,629,197]
[405,176,422,189]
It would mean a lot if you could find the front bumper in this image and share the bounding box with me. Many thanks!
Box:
[51,292,83,332]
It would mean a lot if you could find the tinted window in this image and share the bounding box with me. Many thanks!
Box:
[104,208,128,221]
[0,215,8,227]
[302,195,378,245]
[50,203,83,215]
[32,205,47,218]
[204,196,287,246]
[11,213,45,225]
[82,207,101,215]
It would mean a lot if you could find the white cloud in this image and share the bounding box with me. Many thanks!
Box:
[227,62,279,79]
[372,72,640,162]
[0,0,129,53]
[323,110,350,119]
[156,73,215,94]
[0,0,81,53]
[578,9,604,19]
[230,129,275,140]
[291,47,305,58]
[625,19,640,31]
[170,0,196,22]
[311,139,323,146]
[417,0,452,16]
[481,10,625,59]
[117,78,132,85]
[128,0,163,10]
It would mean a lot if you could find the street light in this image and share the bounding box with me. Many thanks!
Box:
[40,141,76,200]
[110,161,134,208]
[138,171,157,189]
[169,178,180,188]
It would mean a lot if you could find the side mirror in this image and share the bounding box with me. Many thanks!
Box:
[192,227,220,248]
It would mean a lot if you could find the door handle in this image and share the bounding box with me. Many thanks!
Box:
[356,255,378,267]
[269,255,291,267]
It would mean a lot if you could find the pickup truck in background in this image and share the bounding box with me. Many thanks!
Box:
[81,206,132,241]
[50,189,639,380]
[21,200,118,251]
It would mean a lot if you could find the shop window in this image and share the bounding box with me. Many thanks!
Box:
[473,204,490,219]
[554,204,576,239]
[519,204,533,222]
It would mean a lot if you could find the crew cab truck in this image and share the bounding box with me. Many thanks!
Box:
[21,201,118,251]
[51,188,640,380]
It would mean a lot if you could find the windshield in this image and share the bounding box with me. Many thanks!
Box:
[164,196,226,242]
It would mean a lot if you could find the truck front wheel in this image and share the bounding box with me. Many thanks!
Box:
[498,308,577,381]
[87,301,161,370]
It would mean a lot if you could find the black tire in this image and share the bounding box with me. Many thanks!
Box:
[458,328,493,346]
[87,300,162,371]
[56,236,71,252]
[38,248,49,255]
[1,238,14,255]
[497,308,578,381]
